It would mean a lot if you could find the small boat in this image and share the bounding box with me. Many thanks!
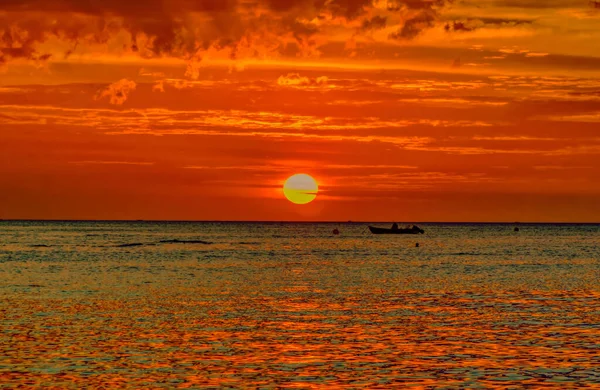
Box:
[369,225,424,235]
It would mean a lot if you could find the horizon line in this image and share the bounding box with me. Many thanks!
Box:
[1,219,599,225]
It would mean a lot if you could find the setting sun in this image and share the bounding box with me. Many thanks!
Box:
[283,174,318,205]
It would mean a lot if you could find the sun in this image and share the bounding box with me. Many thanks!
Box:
[283,174,319,205]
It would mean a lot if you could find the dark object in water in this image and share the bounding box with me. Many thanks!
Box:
[30,244,50,248]
[116,242,146,247]
[332,228,340,235]
[514,227,520,232]
[415,242,420,247]
[159,239,212,245]
[116,239,211,247]
[369,225,424,234]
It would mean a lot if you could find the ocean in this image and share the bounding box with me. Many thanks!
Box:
[1,221,599,387]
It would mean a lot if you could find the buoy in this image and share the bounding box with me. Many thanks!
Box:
[333,228,340,235]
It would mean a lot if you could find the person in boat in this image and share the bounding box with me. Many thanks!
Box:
[412,225,424,234]
[391,222,399,230]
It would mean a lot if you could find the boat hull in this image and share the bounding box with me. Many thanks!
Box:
[368,226,424,234]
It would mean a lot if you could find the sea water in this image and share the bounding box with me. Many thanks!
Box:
[1,221,599,387]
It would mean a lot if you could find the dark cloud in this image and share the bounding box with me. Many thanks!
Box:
[569,90,600,97]
[387,0,451,40]
[0,0,452,66]
[325,0,374,19]
[389,11,437,40]
[361,15,388,31]
[0,46,52,64]
[444,17,533,33]
[479,17,534,25]
[263,0,376,19]
[445,21,473,32]
[387,0,447,11]
[0,113,18,121]
[0,0,235,14]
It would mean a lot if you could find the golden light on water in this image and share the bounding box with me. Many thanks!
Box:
[283,174,318,205]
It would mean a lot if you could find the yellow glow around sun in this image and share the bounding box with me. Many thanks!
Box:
[283,174,318,205]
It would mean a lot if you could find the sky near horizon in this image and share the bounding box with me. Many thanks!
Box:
[1,0,600,221]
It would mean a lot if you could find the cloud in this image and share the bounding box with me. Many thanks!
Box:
[277,73,329,87]
[389,10,437,40]
[152,80,165,93]
[69,160,154,166]
[540,112,600,123]
[139,68,166,78]
[445,21,473,32]
[492,0,587,9]
[0,87,31,94]
[525,52,549,57]
[386,0,453,40]
[0,113,18,121]
[95,79,137,105]
[444,17,533,33]
[0,0,453,69]
[0,46,53,65]
[360,15,388,31]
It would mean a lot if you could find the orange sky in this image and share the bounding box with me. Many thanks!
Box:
[1,0,600,222]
